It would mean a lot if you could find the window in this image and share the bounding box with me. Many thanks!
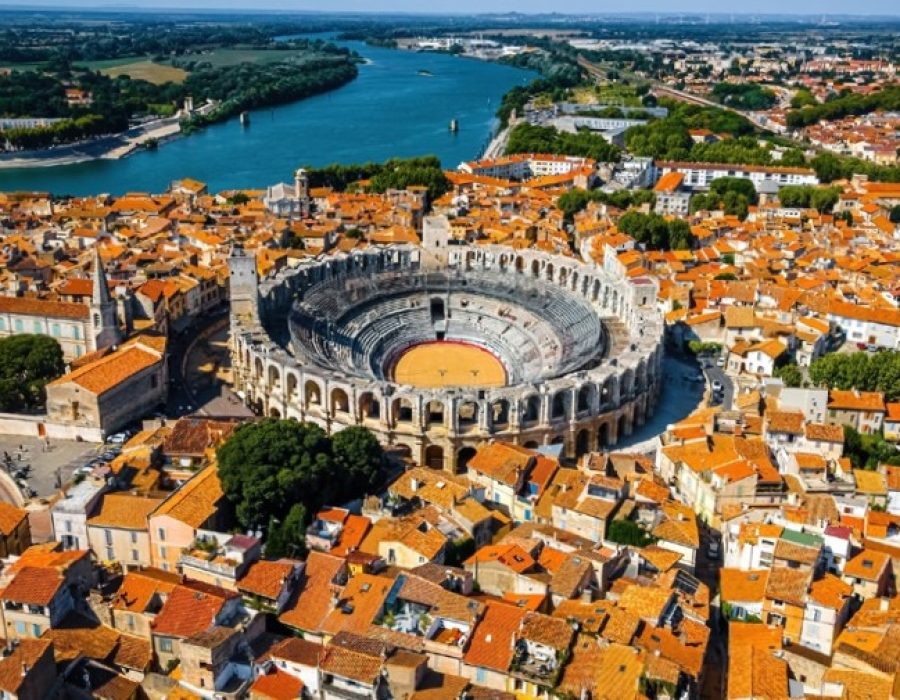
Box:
[51,323,60,337]
[130,531,138,544]
[159,638,173,653]
[104,529,113,546]
[127,614,135,631]
[131,549,139,561]
[32,321,41,333]
[476,668,486,683]
[31,624,41,637]
[159,546,167,559]
[157,528,166,542]
[106,547,114,560]
[65,520,72,533]
[73,326,80,340]
[14,622,26,636]
[14,319,23,332]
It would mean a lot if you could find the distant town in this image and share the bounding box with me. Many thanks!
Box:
[0,8,897,700]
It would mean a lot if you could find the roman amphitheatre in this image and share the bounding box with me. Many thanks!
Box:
[229,238,663,472]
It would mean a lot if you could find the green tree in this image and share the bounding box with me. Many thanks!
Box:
[265,503,308,558]
[217,419,334,531]
[606,519,656,547]
[774,363,803,388]
[332,426,384,498]
[0,334,65,411]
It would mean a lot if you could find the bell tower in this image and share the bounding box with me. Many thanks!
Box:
[89,246,121,351]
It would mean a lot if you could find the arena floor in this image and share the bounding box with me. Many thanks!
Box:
[392,341,507,388]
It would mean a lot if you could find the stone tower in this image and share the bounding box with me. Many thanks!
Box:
[229,245,259,321]
[294,168,311,218]
[89,246,121,351]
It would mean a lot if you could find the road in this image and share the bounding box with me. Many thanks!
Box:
[704,363,734,410]
[167,309,254,420]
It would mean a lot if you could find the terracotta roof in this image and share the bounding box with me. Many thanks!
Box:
[151,582,237,639]
[844,549,890,581]
[720,569,769,604]
[151,465,223,529]
[111,567,181,613]
[237,559,298,600]
[279,551,346,634]
[50,345,162,395]
[0,295,88,319]
[1,565,64,605]
[87,492,162,530]
[250,668,305,700]
[0,639,53,696]
[266,637,322,667]
[464,600,526,672]
[0,502,27,537]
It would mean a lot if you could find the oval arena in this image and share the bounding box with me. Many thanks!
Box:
[229,244,664,472]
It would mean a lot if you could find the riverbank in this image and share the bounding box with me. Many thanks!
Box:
[0,115,182,170]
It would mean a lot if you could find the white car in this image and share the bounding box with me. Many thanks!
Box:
[716,357,725,367]
[712,380,724,392]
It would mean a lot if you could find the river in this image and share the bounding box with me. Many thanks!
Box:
[0,41,533,196]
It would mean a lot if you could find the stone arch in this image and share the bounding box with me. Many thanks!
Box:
[286,372,299,402]
[521,395,541,425]
[254,357,264,380]
[490,399,510,430]
[425,445,445,470]
[581,276,590,296]
[457,446,477,472]
[601,375,619,409]
[524,440,540,449]
[592,280,601,302]
[558,267,568,286]
[269,406,281,418]
[570,270,579,291]
[575,429,591,457]
[576,384,596,414]
[617,413,629,442]
[597,422,610,449]
[392,397,414,425]
[331,387,350,415]
[458,400,480,430]
[359,392,380,420]
[305,380,322,407]
[550,391,568,421]
[621,369,635,401]
[531,259,541,277]
[603,286,610,309]
[267,364,281,390]
[425,400,446,428]
[550,435,565,446]
[545,263,555,282]
[515,256,525,273]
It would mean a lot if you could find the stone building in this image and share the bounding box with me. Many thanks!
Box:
[0,247,121,360]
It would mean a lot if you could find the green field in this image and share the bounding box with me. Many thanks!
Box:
[101,60,188,85]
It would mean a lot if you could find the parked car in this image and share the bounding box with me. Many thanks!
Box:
[716,357,725,367]
[712,380,724,392]
[707,541,720,560]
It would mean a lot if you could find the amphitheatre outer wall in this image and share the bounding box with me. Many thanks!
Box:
[229,243,664,472]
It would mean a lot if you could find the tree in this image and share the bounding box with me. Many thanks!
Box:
[217,419,385,538]
[0,334,65,412]
[774,363,803,388]
[332,426,384,498]
[217,419,334,531]
[811,153,844,184]
[265,503,307,558]
[606,519,655,547]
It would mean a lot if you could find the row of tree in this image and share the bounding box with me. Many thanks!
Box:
[617,210,694,250]
[217,420,385,558]
[556,188,655,221]
[808,350,900,402]
[505,123,620,163]
[786,85,900,129]
[710,83,777,111]
[688,176,759,219]
[305,156,451,200]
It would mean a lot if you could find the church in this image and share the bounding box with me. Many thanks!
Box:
[0,247,120,360]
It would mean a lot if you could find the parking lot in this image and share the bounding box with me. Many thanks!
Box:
[0,435,102,502]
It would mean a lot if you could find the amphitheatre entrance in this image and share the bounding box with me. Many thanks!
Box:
[392,341,507,388]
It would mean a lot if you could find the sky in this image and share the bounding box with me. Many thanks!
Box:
[1,0,898,15]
